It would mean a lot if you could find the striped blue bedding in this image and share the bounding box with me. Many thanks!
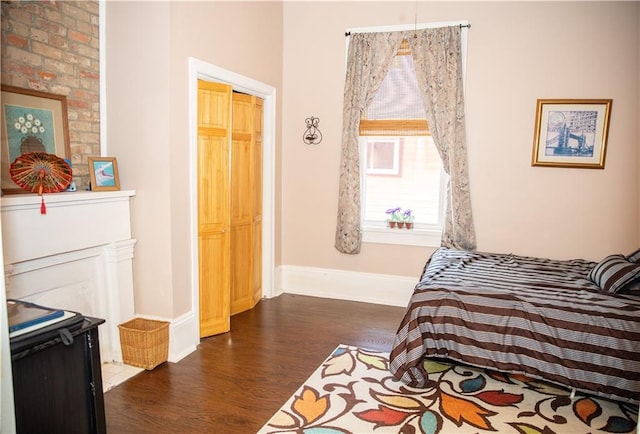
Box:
[389,247,640,404]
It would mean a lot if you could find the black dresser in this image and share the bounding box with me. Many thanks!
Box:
[10,316,106,434]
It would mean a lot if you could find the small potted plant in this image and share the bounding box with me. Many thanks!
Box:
[385,207,403,228]
[402,209,414,229]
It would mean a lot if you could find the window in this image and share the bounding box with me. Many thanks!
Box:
[354,30,454,246]
[361,134,447,247]
[337,21,469,250]
[362,136,445,228]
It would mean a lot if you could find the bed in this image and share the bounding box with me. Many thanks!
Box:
[389,247,640,405]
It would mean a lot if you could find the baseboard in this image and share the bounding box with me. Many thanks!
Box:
[167,311,198,363]
[278,265,417,307]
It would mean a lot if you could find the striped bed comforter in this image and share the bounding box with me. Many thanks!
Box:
[389,247,640,404]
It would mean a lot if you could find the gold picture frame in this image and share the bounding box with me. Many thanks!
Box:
[1,85,71,193]
[88,157,120,191]
[532,99,612,169]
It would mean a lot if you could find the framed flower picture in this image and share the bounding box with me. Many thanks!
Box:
[88,157,120,191]
[1,85,71,193]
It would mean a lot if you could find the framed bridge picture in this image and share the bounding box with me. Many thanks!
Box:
[531,99,612,169]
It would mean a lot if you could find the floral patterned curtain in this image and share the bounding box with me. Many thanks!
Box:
[334,32,405,254]
[409,26,476,250]
[335,26,476,254]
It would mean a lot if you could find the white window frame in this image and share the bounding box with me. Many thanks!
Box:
[346,20,469,247]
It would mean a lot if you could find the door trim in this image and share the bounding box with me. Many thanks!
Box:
[188,57,276,343]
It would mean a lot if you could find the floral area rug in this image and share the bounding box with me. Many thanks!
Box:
[257,344,638,434]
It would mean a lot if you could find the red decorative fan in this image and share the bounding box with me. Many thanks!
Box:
[9,152,73,214]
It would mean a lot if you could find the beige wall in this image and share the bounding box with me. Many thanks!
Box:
[282,1,639,279]
[105,1,283,318]
[167,1,283,316]
[106,2,173,318]
[105,1,638,320]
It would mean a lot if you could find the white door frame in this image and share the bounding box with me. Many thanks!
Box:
[188,57,276,344]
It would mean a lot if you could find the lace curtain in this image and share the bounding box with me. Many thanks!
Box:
[335,26,476,253]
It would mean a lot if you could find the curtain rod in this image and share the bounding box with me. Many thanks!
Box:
[345,23,470,37]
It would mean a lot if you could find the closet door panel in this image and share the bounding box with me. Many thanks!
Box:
[230,223,253,315]
[230,93,259,314]
[197,80,231,337]
[252,99,263,305]
[199,232,230,335]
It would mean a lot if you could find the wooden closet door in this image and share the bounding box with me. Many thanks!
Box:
[197,80,231,338]
[230,93,262,315]
[252,98,263,305]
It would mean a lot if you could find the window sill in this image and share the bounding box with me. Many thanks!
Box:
[362,225,441,247]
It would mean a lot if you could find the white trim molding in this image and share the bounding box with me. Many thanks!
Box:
[187,57,276,354]
[167,311,197,363]
[279,265,417,308]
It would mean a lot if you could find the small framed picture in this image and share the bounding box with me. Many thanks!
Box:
[88,157,120,191]
[531,99,612,169]
[1,85,71,193]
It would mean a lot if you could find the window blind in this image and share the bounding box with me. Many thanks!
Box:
[360,40,429,137]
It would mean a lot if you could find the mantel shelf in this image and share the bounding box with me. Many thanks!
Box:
[1,190,135,210]
[1,189,136,265]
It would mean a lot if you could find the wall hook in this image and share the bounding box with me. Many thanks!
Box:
[303,116,322,145]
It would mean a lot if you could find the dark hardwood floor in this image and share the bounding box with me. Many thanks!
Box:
[104,294,406,433]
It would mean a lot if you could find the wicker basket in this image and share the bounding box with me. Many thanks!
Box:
[118,318,169,370]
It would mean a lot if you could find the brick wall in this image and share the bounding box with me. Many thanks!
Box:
[1,0,99,191]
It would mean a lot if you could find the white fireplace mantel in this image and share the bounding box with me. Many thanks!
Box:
[1,190,136,363]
